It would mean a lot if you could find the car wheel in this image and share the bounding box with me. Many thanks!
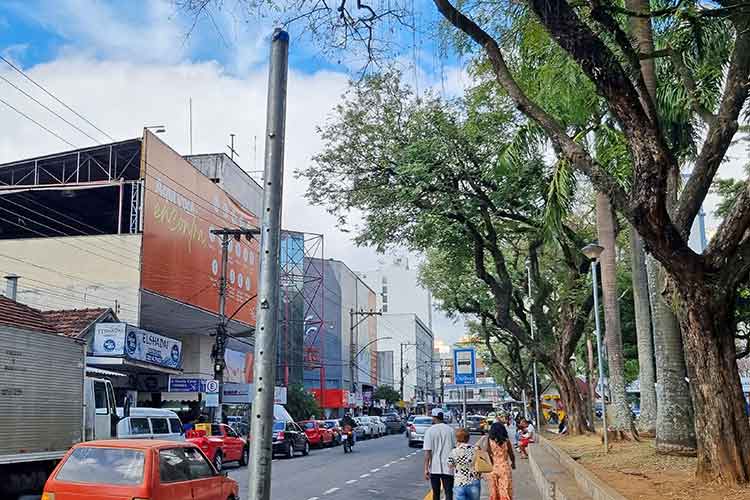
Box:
[240,446,249,466]
[302,440,310,456]
[285,442,294,459]
[213,451,223,472]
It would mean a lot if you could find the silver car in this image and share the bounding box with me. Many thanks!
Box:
[406,416,433,447]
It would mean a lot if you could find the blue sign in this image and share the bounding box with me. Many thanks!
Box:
[168,377,206,392]
[93,323,182,369]
[453,348,476,385]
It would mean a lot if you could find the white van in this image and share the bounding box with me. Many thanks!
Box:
[115,407,185,441]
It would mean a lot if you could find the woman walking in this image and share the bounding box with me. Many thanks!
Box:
[487,422,515,500]
[447,428,481,500]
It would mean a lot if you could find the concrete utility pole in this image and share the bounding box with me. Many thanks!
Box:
[349,309,383,399]
[248,28,289,500]
[211,227,259,424]
[400,342,417,402]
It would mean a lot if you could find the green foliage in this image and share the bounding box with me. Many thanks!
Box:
[285,384,321,421]
[373,385,401,404]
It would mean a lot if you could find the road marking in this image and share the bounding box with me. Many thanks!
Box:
[345,479,358,484]
[383,463,390,467]
[370,468,380,473]
[423,490,432,500]
[306,498,319,500]
[323,487,340,495]
[360,473,370,478]
[399,457,406,461]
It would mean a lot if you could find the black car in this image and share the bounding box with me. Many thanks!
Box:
[465,415,485,434]
[382,412,405,434]
[272,420,310,458]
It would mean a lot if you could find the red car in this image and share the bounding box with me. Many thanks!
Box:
[186,423,248,471]
[42,439,239,500]
[299,419,334,448]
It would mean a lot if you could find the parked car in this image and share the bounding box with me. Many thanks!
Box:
[465,415,485,434]
[355,417,375,439]
[117,408,185,441]
[322,419,343,444]
[383,413,405,434]
[186,423,247,471]
[272,420,310,458]
[42,440,238,500]
[369,416,387,437]
[299,420,334,448]
[406,416,433,447]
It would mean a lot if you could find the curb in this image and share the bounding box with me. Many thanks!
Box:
[535,436,627,500]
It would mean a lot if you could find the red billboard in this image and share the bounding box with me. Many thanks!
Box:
[140,131,259,325]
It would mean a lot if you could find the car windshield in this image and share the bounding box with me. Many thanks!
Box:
[56,447,145,485]
[273,421,285,431]
[414,417,433,425]
[303,422,315,429]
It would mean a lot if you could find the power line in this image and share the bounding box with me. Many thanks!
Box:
[0,73,102,144]
[0,96,77,148]
[0,55,115,142]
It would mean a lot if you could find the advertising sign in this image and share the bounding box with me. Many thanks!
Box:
[141,131,259,324]
[169,377,206,392]
[93,323,182,369]
[222,383,287,404]
[453,348,476,385]
[363,390,372,407]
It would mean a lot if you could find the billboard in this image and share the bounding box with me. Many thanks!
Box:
[93,323,182,369]
[453,348,476,385]
[141,131,259,325]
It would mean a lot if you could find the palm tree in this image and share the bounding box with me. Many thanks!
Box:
[596,193,635,436]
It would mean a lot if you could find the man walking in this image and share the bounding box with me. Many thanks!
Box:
[424,408,456,500]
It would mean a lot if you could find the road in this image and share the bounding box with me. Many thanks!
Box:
[227,433,541,500]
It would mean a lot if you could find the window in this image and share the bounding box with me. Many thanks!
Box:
[382,285,388,294]
[382,294,388,303]
[383,304,388,312]
[382,276,388,284]
[211,424,221,436]
[273,421,285,431]
[159,448,190,483]
[225,426,239,438]
[303,422,315,430]
[151,418,170,434]
[130,418,151,435]
[94,381,108,415]
[286,422,296,432]
[183,447,215,479]
[57,447,144,485]
[169,418,183,434]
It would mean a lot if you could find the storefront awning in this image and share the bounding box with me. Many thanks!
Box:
[86,366,127,378]
[86,356,182,376]
[161,392,201,402]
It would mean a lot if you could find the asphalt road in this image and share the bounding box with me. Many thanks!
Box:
[227,432,542,500]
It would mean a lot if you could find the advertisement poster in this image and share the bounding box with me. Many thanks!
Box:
[141,131,260,325]
[93,323,182,369]
[224,349,247,383]
[453,348,476,385]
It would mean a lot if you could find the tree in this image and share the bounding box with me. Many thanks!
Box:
[285,384,322,421]
[373,385,401,404]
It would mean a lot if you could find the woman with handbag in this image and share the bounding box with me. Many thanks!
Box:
[447,428,482,500]
[484,422,516,500]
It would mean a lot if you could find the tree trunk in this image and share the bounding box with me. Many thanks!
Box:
[647,256,697,455]
[596,192,635,436]
[548,360,592,435]
[630,227,657,435]
[676,283,750,483]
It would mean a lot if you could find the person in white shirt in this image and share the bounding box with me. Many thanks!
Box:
[423,408,457,500]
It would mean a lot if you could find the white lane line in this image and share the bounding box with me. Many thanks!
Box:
[370,468,380,473]
[383,463,391,467]
[399,457,406,461]
[360,473,370,478]
[306,497,319,500]
[323,487,340,495]
[345,479,358,484]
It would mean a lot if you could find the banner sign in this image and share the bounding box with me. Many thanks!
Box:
[363,390,372,407]
[93,323,182,369]
[453,348,476,385]
[169,377,206,392]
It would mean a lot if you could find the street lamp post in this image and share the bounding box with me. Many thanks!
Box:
[581,243,608,453]
[526,262,542,429]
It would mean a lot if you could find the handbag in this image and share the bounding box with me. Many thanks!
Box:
[473,438,493,474]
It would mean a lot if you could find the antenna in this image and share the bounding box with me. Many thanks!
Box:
[227,133,240,161]
[253,135,258,172]
[189,97,193,155]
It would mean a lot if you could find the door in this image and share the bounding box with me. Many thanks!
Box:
[221,424,244,461]
[154,447,194,500]
[291,422,306,452]
[183,446,224,500]
[93,380,112,439]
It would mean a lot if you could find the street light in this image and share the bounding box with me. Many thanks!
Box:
[581,242,608,453]
[145,125,166,134]
[526,260,542,430]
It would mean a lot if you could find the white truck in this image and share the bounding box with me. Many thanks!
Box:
[0,324,119,498]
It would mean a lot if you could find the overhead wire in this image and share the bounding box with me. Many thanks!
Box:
[0,96,78,148]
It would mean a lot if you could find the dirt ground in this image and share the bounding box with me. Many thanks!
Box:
[547,433,750,500]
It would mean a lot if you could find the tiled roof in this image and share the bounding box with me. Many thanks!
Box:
[40,308,110,338]
[0,295,58,333]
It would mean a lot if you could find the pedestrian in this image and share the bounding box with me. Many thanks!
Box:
[424,408,456,500]
[487,422,515,500]
[447,428,481,500]
[518,418,535,459]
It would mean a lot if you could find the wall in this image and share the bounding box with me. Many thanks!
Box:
[184,153,264,217]
[0,234,142,325]
[376,313,434,402]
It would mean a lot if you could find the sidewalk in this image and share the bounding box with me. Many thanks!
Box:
[479,459,541,500]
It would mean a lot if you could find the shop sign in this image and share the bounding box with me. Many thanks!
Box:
[169,377,206,392]
[93,323,182,369]
[363,390,372,407]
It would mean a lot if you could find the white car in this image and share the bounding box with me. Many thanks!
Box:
[355,417,375,438]
[370,416,387,437]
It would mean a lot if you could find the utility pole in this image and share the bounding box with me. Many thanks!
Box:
[400,342,417,402]
[211,227,259,424]
[349,309,382,400]
[248,28,288,500]
[526,262,542,428]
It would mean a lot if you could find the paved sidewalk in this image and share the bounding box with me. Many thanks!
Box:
[479,459,541,500]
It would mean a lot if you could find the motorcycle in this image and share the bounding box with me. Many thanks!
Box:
[342,426,354,453]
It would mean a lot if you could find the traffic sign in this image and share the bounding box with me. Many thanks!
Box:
[206,379,219,394]
[453,348,476,385]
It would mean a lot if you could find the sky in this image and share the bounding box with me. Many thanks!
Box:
[0,0,470,344]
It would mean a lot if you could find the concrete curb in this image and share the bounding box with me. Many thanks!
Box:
[536,436,628,500]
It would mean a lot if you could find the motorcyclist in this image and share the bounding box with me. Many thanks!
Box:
[339,412,357,445]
